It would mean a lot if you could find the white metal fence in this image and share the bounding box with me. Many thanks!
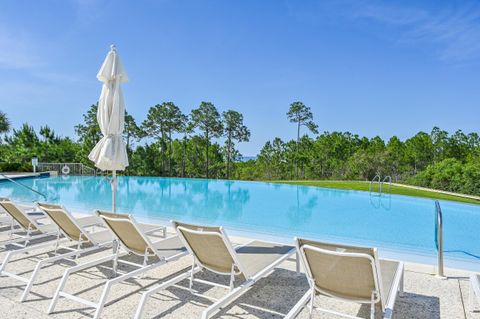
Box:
[37,163,97,176]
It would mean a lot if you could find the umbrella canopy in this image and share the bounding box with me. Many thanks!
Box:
[88,45,129,212]
[88,45,129,171]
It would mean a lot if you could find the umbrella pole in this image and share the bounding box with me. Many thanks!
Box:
[112,170,117,212]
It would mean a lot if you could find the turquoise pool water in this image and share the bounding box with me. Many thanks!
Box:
[1,176,479,269]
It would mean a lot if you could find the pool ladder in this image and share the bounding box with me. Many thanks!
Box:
[435,200,444,278]
[369,175,392,195]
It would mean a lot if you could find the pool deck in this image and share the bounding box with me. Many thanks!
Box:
[0,215,479,319]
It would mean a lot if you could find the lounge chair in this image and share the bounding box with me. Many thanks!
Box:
[0,197,53,231]
[0,203,114,302]
[48,211,185,319]
[284,238,404,319]
[0,197,98,248]
[134,221,297,319]
[470,274,480,312]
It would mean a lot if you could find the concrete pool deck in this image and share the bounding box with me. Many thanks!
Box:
[0,219,479,318]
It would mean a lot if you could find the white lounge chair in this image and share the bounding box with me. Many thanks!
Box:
[134,221,297,319]
[470,274,480,312]
[0,197,53,233]
[285,238,404,319]
[0,203,114,302]
[48,211,184,319]
[0,197,98,249]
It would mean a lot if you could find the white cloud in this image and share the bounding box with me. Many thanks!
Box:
[285,0,480,63]
[352,1,480,62]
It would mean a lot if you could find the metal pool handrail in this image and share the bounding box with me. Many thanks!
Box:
[0,173,47,201]
[381,175,392,193]
[434,200,444,278]
[369,175,381,194]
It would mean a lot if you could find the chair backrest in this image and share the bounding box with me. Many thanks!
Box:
[37,203,92,243]
[0,197,39,231]
[96,211,156,256]
[172,221,242,275]
[296,238,383,305]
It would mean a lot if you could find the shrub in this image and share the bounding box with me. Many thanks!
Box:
[0,162,33,172]
[411,158,480,196]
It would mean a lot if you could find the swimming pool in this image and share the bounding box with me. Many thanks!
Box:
[1,175,479,270]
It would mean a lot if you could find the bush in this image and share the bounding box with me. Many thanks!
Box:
[0,162,22,172]
[0,162,33,172]
[461,161,480,195]
[410,158,480,196]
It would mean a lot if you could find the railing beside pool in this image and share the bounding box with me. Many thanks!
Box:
[37,163,97,176]
[435,200,445,278]
[369,174,392,196]
[382,175,392,193]
[0,173,48,200]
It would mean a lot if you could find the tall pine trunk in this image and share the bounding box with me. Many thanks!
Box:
[169,131,172,176]
[160,133,166,176]
[205,131,209,178]
[182,135,187,177]
[226,132,231,179]
[295,121,300,179]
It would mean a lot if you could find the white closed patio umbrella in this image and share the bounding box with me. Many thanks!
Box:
[88,45,129,212]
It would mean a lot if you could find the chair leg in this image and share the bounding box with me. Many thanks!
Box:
[189,259,195,291]
[53,232,60,254]
[112,241,119,276]
[21,246,92,302]
[9,220,14,238]
[48,268,71,313]
[308,286,315,319]
[20,260,44,302]
[370,291,376,319]
[92,281,114,319]
[229,263,235,290]
[48,253,117,314]
[399,270,405,297]
[0,250,14,273]
[470,283,477,312]
[201,281,255,319]
[134,268,198,319]
[135,288,151,319]
[295,251,300,274]
[284,290,311,319]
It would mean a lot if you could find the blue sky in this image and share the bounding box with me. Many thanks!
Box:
[0,0,479,156]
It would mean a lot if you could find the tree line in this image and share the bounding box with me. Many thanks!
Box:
[75,101,251,179]
[0,102,251,180]
[1,103,479,196]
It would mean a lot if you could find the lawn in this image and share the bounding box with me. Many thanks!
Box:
[271,180,480,205]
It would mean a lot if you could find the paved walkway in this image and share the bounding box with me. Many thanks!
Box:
[0,223,478,318]
[391,183,480,201]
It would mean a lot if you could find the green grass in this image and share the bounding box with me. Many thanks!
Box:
[270,180,480,205]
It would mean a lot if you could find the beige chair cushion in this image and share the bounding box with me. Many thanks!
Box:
[152,236,186,259]
[38,203,85,242]
[89,230,114,245]
[298,239,378,301]
[97,211,151,255]
[174,221,235,274]
[236,240,294,278]
[0,199,38,231]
